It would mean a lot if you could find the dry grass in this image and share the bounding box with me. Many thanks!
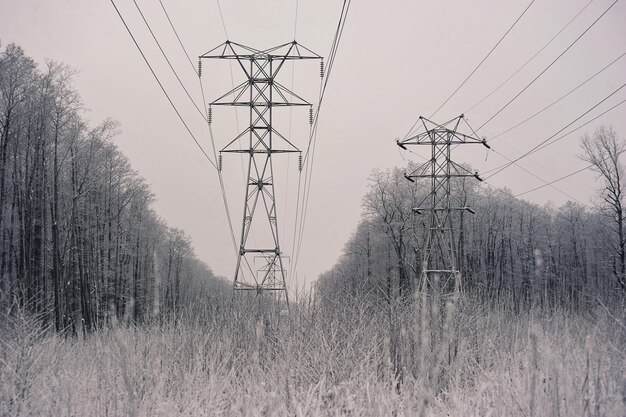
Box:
[0,295,624,416]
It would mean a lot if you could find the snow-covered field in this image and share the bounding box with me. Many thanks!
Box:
[1,295,624,416]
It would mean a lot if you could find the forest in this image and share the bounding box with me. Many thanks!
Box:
[0,43,230,334]
[318,158,624,308]
[1,43,625,416]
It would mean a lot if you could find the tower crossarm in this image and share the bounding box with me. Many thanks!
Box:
[200,41,322,72]
[397,115,490,149]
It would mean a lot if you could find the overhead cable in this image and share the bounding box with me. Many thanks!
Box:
[110,0,217,169]
[478,0,621,130]
[465,0,594,114]
[486,82,626,179]
[292,0,351,273]
[488,51,626,143]
[132,0,205,118]
[402,0,537,139]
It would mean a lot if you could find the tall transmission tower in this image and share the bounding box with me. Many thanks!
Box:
[200,41,322,303]
[397,115,490,294]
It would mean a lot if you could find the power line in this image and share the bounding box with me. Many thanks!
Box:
[449,49,623,200]
[450,115,587,204]
[132,0,205,119]
[467,51,624,202]
[514,148,626,198]
[465,0,594,114]
[460,150,585,204]
[132,0,240,254]
[294,114,319,269]
[293,0,299,39]
[486,82,626,179]
[289,163,305,280]
[109,0,217,170]
[482,97,626,177]
[211,1,250,248]
[157,0,239,256]
[200,81,239,258]
[213,131,239,255]
[514,164,591,197]
[488,51,626,143]
[216,0,229,39]
[294,1,348,266]
[209,1,245,175]
[292,0,351,274]
[290,78,322,279]
[158,0,197,74]
[517,98,626,159]
[136,0,248,256]
[213,0,240,136]
[478,0,621,130]
[292,0,350,275]
[430,0,536,118]
[488,147,585,203]
[282,0,301,248]
[301,0,349,164]
[293,0,350,267]
[402,0,537,139]
[485,87,626,176]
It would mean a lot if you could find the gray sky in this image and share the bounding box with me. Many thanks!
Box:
[2,0,625,289]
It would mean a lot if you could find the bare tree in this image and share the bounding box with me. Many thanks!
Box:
[363,167,416,299]
[580,126,626,293]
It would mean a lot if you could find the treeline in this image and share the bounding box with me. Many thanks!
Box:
[318,156,624,310]
[0,43,229,333]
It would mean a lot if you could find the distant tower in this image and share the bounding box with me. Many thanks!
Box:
[200,41,322,304]
[397,115,489,293]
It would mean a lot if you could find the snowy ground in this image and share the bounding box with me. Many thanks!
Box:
[1,296,625,416]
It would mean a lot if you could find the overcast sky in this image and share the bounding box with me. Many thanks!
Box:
[2,0,626,289]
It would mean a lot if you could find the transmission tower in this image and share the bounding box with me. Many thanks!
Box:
[397,115,490,294]
[200,41,322,303]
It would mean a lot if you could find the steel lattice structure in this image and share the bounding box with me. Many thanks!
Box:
[200,41,322,301]
[397,115,490,293]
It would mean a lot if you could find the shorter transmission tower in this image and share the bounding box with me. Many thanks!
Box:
[397,115,489,294]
